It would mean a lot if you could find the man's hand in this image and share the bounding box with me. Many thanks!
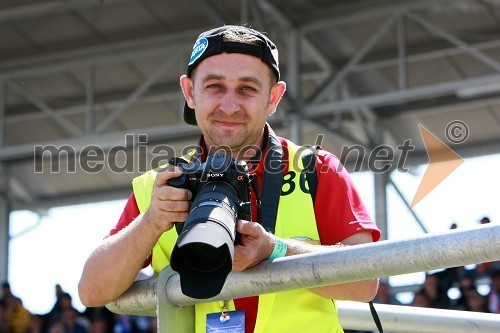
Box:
[233,220,275,271]
[142,166,192,233]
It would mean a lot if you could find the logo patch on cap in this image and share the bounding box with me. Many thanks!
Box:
[188,37,208,66]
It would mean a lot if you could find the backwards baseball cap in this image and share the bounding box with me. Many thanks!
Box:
[183,25,280,126]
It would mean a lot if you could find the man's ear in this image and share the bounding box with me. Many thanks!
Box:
[179,75,195,109]
[268,81,287,116]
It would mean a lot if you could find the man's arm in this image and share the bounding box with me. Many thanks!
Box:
[233,222,378,302]
[307,231,378,302]
[78,213,162,307]
[78,167,192,307]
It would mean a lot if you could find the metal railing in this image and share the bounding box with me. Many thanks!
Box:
[338,301,500,333]
[106,224,500,332]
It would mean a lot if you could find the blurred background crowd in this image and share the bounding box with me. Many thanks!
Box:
[2,218,499,333]
[0,280,157,333]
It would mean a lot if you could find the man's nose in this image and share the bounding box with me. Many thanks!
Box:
[219,90,240,114]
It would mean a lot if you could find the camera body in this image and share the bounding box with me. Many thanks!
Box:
[168,153,253,298]
[168,153,252,221]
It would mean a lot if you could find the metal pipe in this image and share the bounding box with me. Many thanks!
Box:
[106,278,158,317]
[107,224,500,313]
[168,224,500,306]
[338,301,500,333]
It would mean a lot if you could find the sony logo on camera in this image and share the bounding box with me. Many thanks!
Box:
[207,173,224,177]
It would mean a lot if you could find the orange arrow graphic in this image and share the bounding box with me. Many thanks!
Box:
[410,124,464,209]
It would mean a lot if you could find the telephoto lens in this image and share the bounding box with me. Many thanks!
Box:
[170,181,241,299]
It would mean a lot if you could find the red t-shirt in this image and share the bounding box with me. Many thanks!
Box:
[109,136,380,332]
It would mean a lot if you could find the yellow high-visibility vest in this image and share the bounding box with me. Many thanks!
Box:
[132,140,342,333]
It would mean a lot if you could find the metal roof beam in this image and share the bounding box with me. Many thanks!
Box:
[305,73,500,116]
[94,55,180,135]
[0,0,135,23]
[8,165,57,203]
[86,66,96,133]
[0,82,5,147]
[353,38,500,73]
[308,15,398,105]
[256,0,331,72]
[408,12,500,73]
[392,94,500,119]
[193,0,227,25]
[6,79,84,136]
[301,0,460,31]
[0,28,203,80]
[6,83,181,124]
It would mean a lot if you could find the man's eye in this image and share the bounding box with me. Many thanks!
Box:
[242,86,256,92]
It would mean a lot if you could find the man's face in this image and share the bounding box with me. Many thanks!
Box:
[183,52,284,155]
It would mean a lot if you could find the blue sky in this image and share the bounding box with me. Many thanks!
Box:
[7,153,500,314]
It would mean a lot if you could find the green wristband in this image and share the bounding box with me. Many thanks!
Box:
[269,237,288,260]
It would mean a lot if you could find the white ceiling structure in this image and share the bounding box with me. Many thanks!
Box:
[2,0,500,278]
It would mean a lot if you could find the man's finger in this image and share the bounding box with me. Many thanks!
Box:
[156,186,192,201]
[154,166,183,187]
[156,199,191,212]
[236,219,260,236]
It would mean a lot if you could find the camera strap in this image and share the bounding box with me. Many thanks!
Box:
[259,128,284,234]
[258,130,320,234]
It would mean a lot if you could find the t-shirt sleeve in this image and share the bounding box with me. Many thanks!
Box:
[314,151,381,245]
[107,193,141,237]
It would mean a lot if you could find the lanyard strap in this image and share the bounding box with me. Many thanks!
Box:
[369,301,384,333]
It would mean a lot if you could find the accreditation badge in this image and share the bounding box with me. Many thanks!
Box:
[206,310,245,332]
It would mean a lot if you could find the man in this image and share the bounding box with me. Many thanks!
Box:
[79,25,380,333]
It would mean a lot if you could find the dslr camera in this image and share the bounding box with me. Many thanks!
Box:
[168,153,252,299]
